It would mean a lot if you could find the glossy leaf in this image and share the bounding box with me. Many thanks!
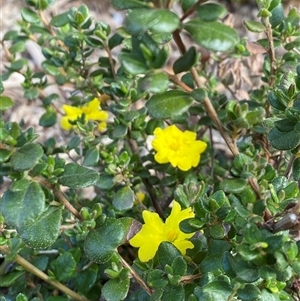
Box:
[84,218,125,263]
[244,20,266,33]
[58,163,99,188]
[124,9,180,35]
[183,19,239,52]
[19,207,62,249]
[138,71,169,93]
[101,276,130,301]
[10,143,43,171]
[113,186,135,211]
[118,52,148,75]
[0,96,14,111]
[111,0,149,9]
[268,127,300,150]
[146,90,193,119]
[0,182,45,228]
[21,7,40,23]
[197,3,227,21]
[50,252,76,281]
[173,47,199,74]
[219,178,247,193]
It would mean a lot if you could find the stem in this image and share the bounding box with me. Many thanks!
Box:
[180,0,206,22]
[120,257,153,295]
[126,131,164,218]
[104,43,116,80]
[264,17,276,87]
[0,245,89,301]
[170,27,263,199]
[35,176,84,222]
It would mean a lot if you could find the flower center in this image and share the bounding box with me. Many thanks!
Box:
[167,230,177,242]
[82,107,90,115]
[168,139,180,151]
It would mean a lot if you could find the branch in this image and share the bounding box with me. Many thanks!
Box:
[35,176,84,222]
[0,245,89,301]
[264,17,276,87]
[120,257,153,296]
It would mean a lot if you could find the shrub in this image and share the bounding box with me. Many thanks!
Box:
[0,0,300,300]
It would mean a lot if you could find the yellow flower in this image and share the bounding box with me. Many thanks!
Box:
[151,125,207,171]
[61,98,109,131]
[129,201,195,262]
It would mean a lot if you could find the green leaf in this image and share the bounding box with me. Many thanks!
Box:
[75,264,98,294]
[138,71,169,94]
[83,147,99,166]
[39,111,57,127]
[292,157,300,181]
[260,289,280,301]
[58,163,99,188]
[162,285,184,301]
[9,59,28,71]
[21,7,40,23]
[111,124,128,139]
[183,19,239,52]
[199,254,222,273]
[146,90,193,119]
[244,20,266,33]
[268,127,300,150]
[118,52,148,75]
[111,0,149,9]
[3,30,19,41]
[195,280,232,300]
[9,41,26,55]
[172,256,187,276]
[16,294,28,301]
[101,276,130,301]
[124,9,180,35]
[237,284,260,301]
[42,61,61,76]
[235,260,260,282]
[95,174,115,190]
[173,47,199,74]
[84,218,125,263]
[113,186,135,211]
[219,178,247,193]
[269,3,284,28]
[0,149,12,163]
[11,143,43,171]
[24,87,39,100]
[19,207,62,249]
[197,3,227,21]
[50,252,76,281]
[158,242,181,267]
[0,271,24,287]
[0,182,45,228]
[0,96,14,111]
[50,11,70,27]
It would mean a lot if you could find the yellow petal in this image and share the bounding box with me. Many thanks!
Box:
[137,238,162,262]
[88,110,109,121]
[62,104,82,117]
[86,98,100,111]
[173,239,194,255]
[61,117,73,130]
[98,121,107,132]
[142,211,165,235]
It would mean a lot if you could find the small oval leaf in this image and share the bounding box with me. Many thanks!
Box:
[84,218,125,263]
[113,186,135,211]
[146,90,193,119]
[183,19,239,52]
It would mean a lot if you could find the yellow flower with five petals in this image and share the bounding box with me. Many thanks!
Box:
[152,125,207,171]
[61,98,109,131]
[129,201,195,262]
